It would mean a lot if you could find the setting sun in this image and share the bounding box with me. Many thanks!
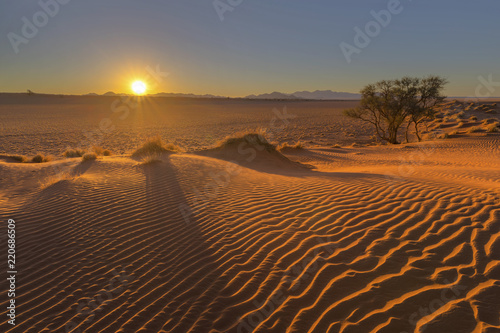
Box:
[132,81,147,95]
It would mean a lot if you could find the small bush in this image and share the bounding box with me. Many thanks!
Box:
[278,141,304,151]
[467,126,481,133]
[486,123,499,132]
[469,116,478,121]
[81,153,97,162]
[64,149,86,158]
[9,155,28,163]
[132,136,180,157]
[31,154,52,163]
[140,154,162,165]
[92,146,105,155]
[332,144,342,148]
[102,149,112,156]
[217,131,276,151]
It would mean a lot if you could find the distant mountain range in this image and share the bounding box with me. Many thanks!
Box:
[245,90,361,100]
[86,90,361,100]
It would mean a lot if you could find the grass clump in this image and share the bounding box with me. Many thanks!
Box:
[278,141,304,151]
[486,123,499,133]
[63,149,86,158]
[140,154,163,165]
[81,153,97,162]
[132,136,180,157]
[218,131,276,151]
[9,155,28,163]
[31,154,52,163]
[92,146,112,156]
[467,126,481,133]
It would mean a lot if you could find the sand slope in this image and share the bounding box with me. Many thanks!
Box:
[1,136,500,333]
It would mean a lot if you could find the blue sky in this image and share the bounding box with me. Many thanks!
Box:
[0,0,499,96]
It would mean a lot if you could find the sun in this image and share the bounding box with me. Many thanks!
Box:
[132,81,147,95]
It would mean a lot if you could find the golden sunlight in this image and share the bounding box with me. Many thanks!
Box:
[132,80,147,95]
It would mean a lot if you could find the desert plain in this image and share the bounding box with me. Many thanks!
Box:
[1,93,500,333]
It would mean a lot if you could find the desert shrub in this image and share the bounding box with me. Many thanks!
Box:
[81,153,97,162]
[92,146,104,155]
[486,123,499,132]
[91,146,113,156]
[39,171,77,190]
[332,144,342,148]
[278,141,304,151]
[140,154,163,165]
[482,118,498,125]
[31,154,52,163]
[467,126,481,133]
[344,76,447,143]
[218,131,276,151]
[63,149,86,158]
[469,116,478,121]
[9,155,28,163]
[132,136,180,157]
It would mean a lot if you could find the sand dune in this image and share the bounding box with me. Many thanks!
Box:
[1,128,499,332]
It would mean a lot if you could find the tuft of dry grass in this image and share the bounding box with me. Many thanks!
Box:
[31,154,52,163]
[91,146,112,156]
[217,130,276,151]
[332,144,342,148]
[132,136,180,157]
[63,149,86,158]
[467,126,482,133]
[278,141,304,151]
[140,154,163,165]
[39,171,78,190]
[486,123,499,133]
[81,153,97,162]
[9,155,28,163]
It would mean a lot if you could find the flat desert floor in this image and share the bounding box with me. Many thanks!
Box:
[1,95,500,333]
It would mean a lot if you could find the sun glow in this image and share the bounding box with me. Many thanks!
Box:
[132,81,147,95]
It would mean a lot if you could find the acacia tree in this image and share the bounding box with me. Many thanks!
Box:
[344,76,447,144]
[406,76,448,142]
